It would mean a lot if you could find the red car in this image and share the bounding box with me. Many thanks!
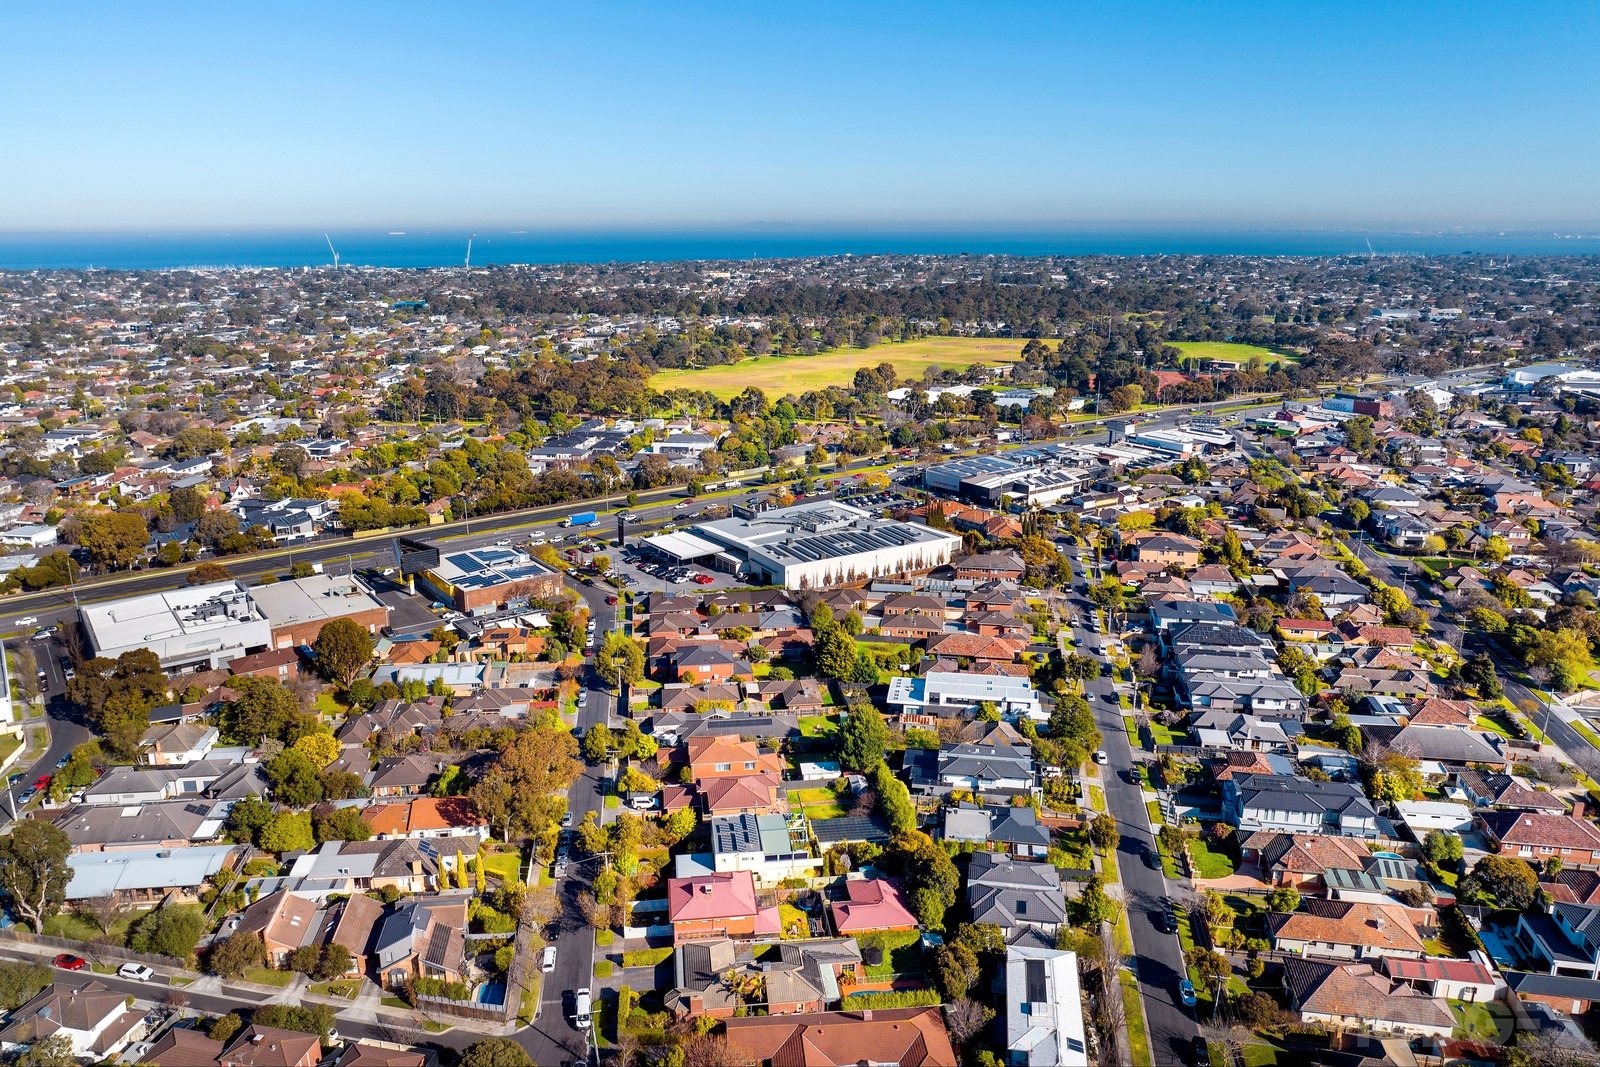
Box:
[33,775,50,791]
[693,574,715,585]
[52,954,86,971]
[605,596,618,606]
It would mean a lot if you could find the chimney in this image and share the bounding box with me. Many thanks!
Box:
[699,883,712,894]
[1575,801,1586,819]
[1372,915,1385,931]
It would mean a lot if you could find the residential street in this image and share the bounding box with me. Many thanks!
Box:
[1067,545,1196,1066]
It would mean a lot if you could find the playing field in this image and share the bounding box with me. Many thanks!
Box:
[650,337,1030,399]
[1168,341,1299,368]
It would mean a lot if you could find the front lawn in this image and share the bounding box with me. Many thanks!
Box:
[43,907,148,946]
[788,787,848,820]
[854,930,924,978]
[1188,837,1237,880]
[1474,714,1516,740]
[242,967,295,987]
[622,947,674,968]
[481,848,522,885]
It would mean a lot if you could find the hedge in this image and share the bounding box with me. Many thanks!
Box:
[622,947,674,968]
[842,989,942,1009]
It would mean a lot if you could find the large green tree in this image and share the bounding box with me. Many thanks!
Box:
[77,510,150,571]
[840,702,889,773]
[0,822,73,931]
[313,617,376,688]
[598,631,645,688]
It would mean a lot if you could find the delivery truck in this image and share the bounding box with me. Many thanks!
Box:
[562,511,599,528]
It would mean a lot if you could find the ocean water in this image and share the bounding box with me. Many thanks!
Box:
[0,227,1595,270]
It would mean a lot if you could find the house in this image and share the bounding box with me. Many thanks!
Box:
[1479,809,1600,868]
[1283,959,1454,1039]
[374,895,469,989]
[286,839,444,898]
[986,805,1054,858]
[1248,833,1374,889]
[234,889,320,966]
[141,1028,226,1067]
[936,737,1036,795]
[0,980,146,1059]
[955,552,1025,582]
[362,797,488,841]
[706,812,822,886]
[64,842,239,905]
[1223,773,1381,839]
[322,892,386,977]
[333,1044,429,1067]
[215,1025,323,1067]
[368,754,445,797]
[686,735,784,780]
[666,870,782,944]
[722,1007,958,1067]
[1504,970,1600,1017]
[830,877,919,934]
[1267,899,1427,961]
[1514,902,1600,980]
[1125,531,1203,568]
[1005,944,1089,1067]
[139,721,220,766]
[966,851,1070,936]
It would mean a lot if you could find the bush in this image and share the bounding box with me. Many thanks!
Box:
[208,931,266,978]
[209,1014,244,1044]
[622,947,674,968]
[253,1003,336,1040]
[412,976,472,1001]
[129,904,207,960]
[594,961,613,978]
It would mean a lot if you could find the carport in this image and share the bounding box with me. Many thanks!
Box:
[639,530,724,565]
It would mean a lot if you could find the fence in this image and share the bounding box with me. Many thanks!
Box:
[414,993,508,1024]
[0,926,186,971]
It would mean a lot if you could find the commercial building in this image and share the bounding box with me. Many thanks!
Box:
[397,537,562,612]
[249,573,390,648]
[81,581,271,672]
[687,501,959,590]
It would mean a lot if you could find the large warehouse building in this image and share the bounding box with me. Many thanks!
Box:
[82,581,272,672]
[249,573,390,648]
[650,500,960,590]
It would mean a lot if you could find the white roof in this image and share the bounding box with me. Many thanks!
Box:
[640,530,723,560]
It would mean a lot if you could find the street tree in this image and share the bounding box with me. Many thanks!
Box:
[313,617,376,688]
[0,822,73,931]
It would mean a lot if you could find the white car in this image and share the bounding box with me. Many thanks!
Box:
[673,502,691,510]
[13,617,37,627]
[117,963,154,982]
[1092,750,1109,765]
[495,538,512,546]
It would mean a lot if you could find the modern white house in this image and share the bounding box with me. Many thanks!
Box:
[886,670,1044,724]
[1223,773,1381,839]
[705,812,822,886]
[1005,944,1089,1067]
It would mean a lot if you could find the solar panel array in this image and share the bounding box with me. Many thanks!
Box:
[766,522,926,563]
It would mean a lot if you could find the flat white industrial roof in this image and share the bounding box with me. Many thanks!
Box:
[640,530,723,560]
[248,573,387,628]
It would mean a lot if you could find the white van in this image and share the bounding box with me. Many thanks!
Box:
[573,987,592,1029]
[541,947,557,973]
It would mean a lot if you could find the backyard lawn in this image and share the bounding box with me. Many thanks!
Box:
[43,908,148,946]
[1450,998,1510,1042]
[788,787,848,820]
[798,715,840,741]
[1188,837,1237,880]
[854,930,924,978]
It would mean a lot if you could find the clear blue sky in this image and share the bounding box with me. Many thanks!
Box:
[4,1,1597,230]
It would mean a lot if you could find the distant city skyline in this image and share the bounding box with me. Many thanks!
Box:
[4,1,1598,231]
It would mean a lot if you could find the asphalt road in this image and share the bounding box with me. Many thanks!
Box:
[1066,544,1196,1066]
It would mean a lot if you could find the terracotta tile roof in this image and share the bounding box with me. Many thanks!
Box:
[363,796,482,836]
[1480,810,1600,852]
[723,1006,957,1067]
[1286,960,1453,1030]
[1269,899,1426,954]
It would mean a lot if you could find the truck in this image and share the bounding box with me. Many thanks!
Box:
[562,511,598,528]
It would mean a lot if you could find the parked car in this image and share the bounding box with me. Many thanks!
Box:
[561,811,573,829]
[117,963,154,981]
[53,954,86,971]
[541,947,557,973]
[1178,978,1197,1007]
[693,574,714,585]
[1159,899,1179,934]
[1091,751,1108,765]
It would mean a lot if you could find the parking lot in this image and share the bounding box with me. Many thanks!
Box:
[612,541,746,596]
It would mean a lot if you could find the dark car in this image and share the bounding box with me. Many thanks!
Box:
[1145,845,1161,870]
[53,954,86,971]
[1159,900,1179,934]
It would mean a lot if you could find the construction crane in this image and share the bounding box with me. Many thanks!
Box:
[324,233,340,269]
[465,235,475,268]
